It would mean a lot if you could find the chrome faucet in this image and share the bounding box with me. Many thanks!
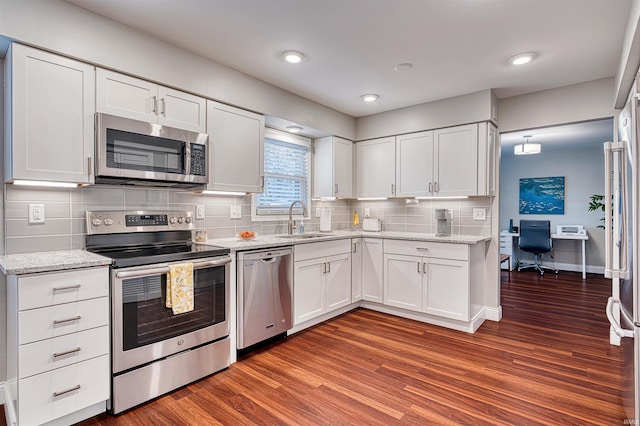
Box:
[288,200,308,235]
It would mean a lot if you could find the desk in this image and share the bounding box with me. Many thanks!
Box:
[500,231,589,279]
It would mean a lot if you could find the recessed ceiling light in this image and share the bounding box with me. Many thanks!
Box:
[282,50,305,64]
[286,126,303,133]
[394,63,413,72]
[361,94,379,102]
[507,52,537,66]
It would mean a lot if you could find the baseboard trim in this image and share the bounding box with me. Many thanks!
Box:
[485,306,502,322]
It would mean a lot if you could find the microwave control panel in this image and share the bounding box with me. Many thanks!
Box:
[190,144,206,176]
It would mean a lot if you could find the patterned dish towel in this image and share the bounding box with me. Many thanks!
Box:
[166,262,194,314]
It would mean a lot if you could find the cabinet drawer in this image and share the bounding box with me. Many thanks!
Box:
[383,239,468,261]
[18,355,109,426]
[19,297,109,344]
[19,326,109,379]
[295,239,351,261]
[18,267,108,311]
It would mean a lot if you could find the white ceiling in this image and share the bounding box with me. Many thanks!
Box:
[64,0,632,118]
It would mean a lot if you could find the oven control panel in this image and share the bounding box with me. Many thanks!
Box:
[86,210,194,234]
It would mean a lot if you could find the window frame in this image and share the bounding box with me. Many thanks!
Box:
[251,128,312,222]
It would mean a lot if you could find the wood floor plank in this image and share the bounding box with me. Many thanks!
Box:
[61,270,627,425]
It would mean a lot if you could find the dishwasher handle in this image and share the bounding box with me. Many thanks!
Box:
[261,257,277,263]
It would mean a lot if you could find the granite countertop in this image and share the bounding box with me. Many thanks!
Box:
[0,250,113,275]
[199,230,491,251]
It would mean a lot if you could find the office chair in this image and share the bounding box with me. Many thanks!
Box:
[517,220,559,275]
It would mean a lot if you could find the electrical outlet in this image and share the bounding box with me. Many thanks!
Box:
[29,204,45,224]
[315,208,321,218]
[230,205,242,219]
[196,205,205,219]
[364,208,371,218]
[448,209,454,220]
[473,208,486,221]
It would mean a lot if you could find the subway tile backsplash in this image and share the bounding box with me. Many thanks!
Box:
[4,185,492,254]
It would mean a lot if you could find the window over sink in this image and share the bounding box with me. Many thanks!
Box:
[251,128,311,221]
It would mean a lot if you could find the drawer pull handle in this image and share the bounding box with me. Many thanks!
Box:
[53,347,81,358]
[416,247,429,252]
[52,284,81,292]
[53,384,81,398]
[53,316,81,325]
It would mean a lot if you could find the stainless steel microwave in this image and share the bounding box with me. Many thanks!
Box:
[95,113,208,187]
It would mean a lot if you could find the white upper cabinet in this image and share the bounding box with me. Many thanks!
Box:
[205,100,264,193]
[356,137,396,198]
[6,44,95,184]
[395,131,434,197]
[433,124,479,197]
[96,68,206,133]
[313,136,354,198]
[477,122,497,196]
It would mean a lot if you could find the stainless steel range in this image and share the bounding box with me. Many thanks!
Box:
[85,210,231,414]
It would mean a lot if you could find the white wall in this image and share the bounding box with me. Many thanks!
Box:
[356,89,494,140]
[0,0,356,140]
[499,78,615,133]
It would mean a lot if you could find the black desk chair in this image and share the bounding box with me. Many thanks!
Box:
[517,220,558,275]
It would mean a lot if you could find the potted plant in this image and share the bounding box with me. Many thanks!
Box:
[588,194,605,229]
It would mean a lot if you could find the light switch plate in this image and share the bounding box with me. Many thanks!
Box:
[29,204,45,224]
[230,205,242,219]
[196,205,205,219]
[473,208,486,221]
[315,208,321,218]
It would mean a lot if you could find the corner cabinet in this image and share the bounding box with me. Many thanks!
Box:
[356,137,396,198]
[5,267,110,426]
[96,68,206,133]
[6,44,95,184]
[313,136,354,198]
[361,238,384,302]
[205,100,265,193]
[293,240,352,325]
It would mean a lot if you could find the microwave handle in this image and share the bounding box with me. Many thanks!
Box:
[115,256,231,279]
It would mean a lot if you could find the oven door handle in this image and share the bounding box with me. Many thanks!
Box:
[115,255,232,279]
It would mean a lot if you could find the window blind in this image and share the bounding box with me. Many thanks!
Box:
[256,136,309,215]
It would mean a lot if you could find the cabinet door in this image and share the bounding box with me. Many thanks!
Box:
[96,68,157,123]
[325,253,352,311]
[9,44,95,184]
[396,131,434,197]
[356,137,396,198]
[433,124,478,196]
[206,100,264,193]
[334,137,354,197]
[384,254,422,312]
[423,258,469,321]
[293,258,325,325]
[351,239,362,302]
[362,239,383,302]
[158,86,206,133]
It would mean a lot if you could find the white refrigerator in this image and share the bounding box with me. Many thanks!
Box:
[605,79,639,424]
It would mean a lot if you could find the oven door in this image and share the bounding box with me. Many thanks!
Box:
[111,255,230,373]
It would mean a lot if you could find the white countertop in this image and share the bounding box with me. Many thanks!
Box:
[199,230,490,251]
[0,250,113,275]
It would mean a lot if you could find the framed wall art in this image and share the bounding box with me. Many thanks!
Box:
[519,176,565,215]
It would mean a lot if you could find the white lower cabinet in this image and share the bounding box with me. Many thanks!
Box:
[294,240,351,325]
[361,238,384,302]
[351,238,362,302]
[383,239,471,322]
[6,267,110,426]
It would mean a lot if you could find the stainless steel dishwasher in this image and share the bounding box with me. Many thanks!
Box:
[237,247,293,349]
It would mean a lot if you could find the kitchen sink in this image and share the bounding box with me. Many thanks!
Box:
[275,233,334,239]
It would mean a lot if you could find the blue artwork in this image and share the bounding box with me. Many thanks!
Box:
[519,176,565,215]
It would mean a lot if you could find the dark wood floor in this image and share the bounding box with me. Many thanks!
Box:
[8,270,629,425]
